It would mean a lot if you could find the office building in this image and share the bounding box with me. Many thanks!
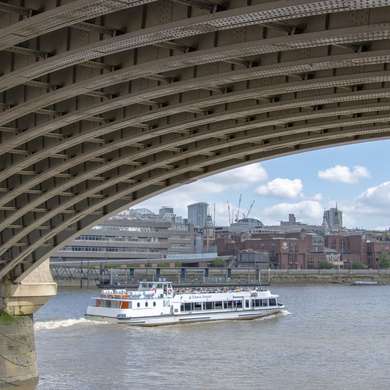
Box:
[53,209,195,262]
[187,202,209,228]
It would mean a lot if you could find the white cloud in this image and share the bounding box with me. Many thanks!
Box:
[211,163,268,186]
[318,165,370,184]
[330,181,390,228]
[256,178,303,199]
[311,193,323,201]
[263,200,323,225]
[358,181,390,208]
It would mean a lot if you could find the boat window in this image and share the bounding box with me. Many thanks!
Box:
[261,299,268,307]
[111,301,121,309]
[194,302,202,311]
[245,300,250,308]
[205,302,213,310]
[235,300,243,309]
[153,301,156,307]
[137,302,140,308]
[269,298,276,306]
[184,303,192,311]
[180,304,185,312]
[145,301,148,307]
[215,301,223,309]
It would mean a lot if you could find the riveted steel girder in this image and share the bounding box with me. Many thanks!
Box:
[2,0,390,282]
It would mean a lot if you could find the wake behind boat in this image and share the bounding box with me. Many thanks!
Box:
[86,280,285,326]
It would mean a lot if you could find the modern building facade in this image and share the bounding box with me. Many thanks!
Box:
[229,218,264,233]
[52,208,195,262]
[187,202,209,229]
[237,249,270,269]
[159,207,174,220]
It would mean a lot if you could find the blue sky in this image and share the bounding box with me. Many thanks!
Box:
[138,139,390,230]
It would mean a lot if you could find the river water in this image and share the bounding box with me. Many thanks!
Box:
[31,285,390,390]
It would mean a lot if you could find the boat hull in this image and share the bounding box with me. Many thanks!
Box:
[86,307,284,326]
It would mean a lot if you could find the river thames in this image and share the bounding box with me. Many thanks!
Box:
[31,285,390,389]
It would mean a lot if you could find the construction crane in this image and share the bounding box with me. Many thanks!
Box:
[245,200,255,218]
[235,194,242,222]
[227,202,231,225]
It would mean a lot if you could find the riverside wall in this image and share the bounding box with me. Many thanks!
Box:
[267,269,390,284]
[51,265,390,287]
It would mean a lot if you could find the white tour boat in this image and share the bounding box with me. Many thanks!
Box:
[86,281,285,326]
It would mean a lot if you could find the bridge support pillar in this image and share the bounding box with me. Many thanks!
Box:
[0,260,57,388]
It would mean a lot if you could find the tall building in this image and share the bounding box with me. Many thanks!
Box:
[187,202,208,228]
[159,206,174,218]
[323,207,343,231]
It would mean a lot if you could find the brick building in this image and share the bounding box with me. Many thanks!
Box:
[325,234,368,266]
[367,241,390,269]
[216,231,326,269]
[216,229,390,270]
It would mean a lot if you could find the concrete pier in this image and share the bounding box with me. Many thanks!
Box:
[0,314,37,389]
[0,261,57,388]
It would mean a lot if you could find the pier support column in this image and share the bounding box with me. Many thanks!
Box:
[0,260,57,388]
[0,314,37,389]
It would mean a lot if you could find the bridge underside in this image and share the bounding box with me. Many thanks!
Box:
[1,0,390,285]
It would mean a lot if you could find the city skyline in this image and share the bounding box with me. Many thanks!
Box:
[139,139,390,230]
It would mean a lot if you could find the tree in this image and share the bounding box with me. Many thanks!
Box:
[379,253,390,269]
[351,261,367,269]
[319,260,333,269]
[210,258,226,267]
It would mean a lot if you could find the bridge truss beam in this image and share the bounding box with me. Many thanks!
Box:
[1,0,390,282]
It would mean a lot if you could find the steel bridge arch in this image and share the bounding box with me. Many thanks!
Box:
[1,0,390,283]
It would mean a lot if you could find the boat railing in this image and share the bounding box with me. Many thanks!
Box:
[174,286,267,295]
